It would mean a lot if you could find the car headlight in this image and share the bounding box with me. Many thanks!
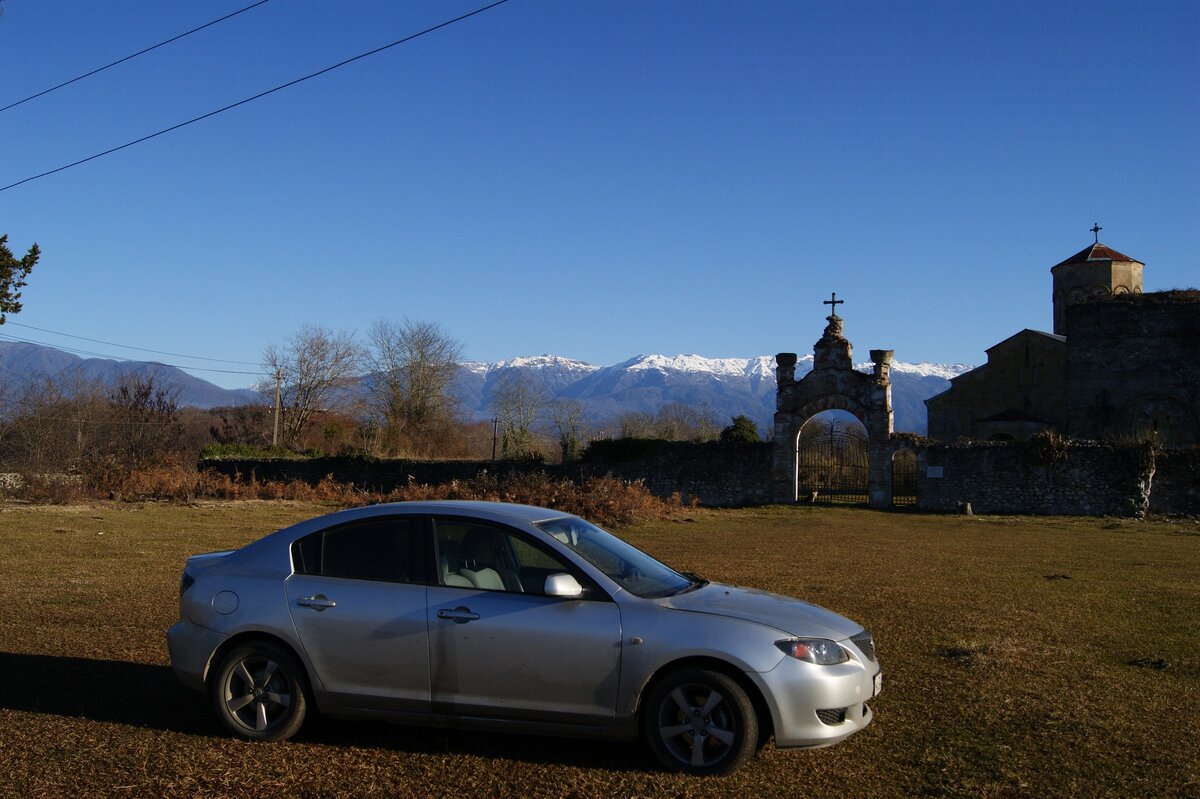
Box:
[775,638,848,665]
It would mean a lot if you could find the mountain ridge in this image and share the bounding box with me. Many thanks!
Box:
[0,341,972,434]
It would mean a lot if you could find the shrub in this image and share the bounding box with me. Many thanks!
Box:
[720,415,761,443]
[199,443,295,460]
[73,465,681,527]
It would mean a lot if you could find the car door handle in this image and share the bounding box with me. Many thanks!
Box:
[437,606,480,623]
[297,595,336,611]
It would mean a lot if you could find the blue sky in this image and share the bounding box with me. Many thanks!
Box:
[1,0,1196,389]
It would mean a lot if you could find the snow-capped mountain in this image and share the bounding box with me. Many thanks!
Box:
[451,353,972,434]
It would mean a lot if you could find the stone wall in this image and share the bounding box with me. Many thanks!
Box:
[1065,294,1200,444]
[917,439,1157,516]
[1150,448,1200,516]
[201,438,1194,516]
[582,440,773,506]
[201,440,775,508]
[925,330,1066,442]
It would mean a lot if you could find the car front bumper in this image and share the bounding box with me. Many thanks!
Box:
[749,656,881,749]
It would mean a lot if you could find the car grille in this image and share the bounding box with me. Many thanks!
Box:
[851,631,876,661]
[816,707,847,725]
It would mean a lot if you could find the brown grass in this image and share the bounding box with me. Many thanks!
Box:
[0,503,1196,798]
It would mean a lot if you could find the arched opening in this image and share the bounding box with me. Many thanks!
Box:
[891,447,917,506]
[794,411,868,505]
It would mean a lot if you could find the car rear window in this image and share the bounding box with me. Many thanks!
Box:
[291,517,422,583]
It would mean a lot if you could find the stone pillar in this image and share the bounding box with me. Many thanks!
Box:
[772,414,797,503]
[867,436,892,509]
[866,350,896,508]
[775,352,797,387]
[869,349,893,382]
[772,353,799,503]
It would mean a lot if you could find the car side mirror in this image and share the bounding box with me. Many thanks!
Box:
[544,572,583,598]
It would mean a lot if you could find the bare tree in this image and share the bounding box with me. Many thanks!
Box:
[365,318,463,456]
[611,402,721,442]
[549,398,586,462]
[261,325,364,450]
[107,372,183,469]
[490,372,546,460]
[0,373,108,472]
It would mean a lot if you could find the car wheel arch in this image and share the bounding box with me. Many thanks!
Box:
[635,655,774,745]
[205,632,315,700]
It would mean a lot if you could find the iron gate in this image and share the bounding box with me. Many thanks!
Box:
[796,421,868,504]
[891,448,918,506]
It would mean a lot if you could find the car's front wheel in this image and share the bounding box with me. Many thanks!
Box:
[211,642,308,742]
[642,667,759,775]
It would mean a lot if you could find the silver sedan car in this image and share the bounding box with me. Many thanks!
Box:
[168,501,881,775]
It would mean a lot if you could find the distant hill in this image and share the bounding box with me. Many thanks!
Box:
[0,342,261,408]
[0,341,971,433]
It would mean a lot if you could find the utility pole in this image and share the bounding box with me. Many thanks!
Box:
[272,368,282,448]
[491,417,500,461]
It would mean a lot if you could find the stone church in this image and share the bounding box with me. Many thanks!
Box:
[926,234,1200,445]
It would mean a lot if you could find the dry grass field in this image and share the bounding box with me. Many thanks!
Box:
[0,501,1196,798]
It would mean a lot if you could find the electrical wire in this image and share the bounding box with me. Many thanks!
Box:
[6,321,261,365]
[0,0,512,193]
[0,0,273,115]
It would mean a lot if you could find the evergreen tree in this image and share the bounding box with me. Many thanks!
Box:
[0,234,39,324]
[720,415,760,443]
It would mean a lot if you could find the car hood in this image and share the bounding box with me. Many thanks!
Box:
[659,582,863,640]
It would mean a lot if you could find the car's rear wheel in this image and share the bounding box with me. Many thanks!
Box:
[642,667,759,776]
[211,642,308,742]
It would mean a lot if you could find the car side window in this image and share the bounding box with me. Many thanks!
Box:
[292,517,423,584]
[433,518,601,598]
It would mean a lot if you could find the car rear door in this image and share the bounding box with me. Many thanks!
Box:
[285,515,430,713]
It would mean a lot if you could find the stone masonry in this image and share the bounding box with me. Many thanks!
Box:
[773,308,895,507]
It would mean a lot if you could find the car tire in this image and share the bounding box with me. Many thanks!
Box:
[642,667,759,776]
[211,641,308,742]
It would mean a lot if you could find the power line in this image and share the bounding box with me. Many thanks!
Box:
[6,321,261,365]
[0,0,513,193]
[0,0,273,115]
[0,332,266,376]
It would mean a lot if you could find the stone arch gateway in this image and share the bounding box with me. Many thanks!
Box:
[772,308,895,507]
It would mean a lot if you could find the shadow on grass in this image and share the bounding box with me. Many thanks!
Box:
[0,651,215,734]
[0,651,648,771]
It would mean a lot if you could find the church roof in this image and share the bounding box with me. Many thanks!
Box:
[1052,242,1142,268]
[984,328,1065,354]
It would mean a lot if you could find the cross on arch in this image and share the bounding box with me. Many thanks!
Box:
[823,292,844,314]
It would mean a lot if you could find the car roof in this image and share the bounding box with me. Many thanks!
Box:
[232,501,578,564]
[323,500,572,526]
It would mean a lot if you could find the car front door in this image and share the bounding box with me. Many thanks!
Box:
[427,517,622,723]
[285,515,430,713]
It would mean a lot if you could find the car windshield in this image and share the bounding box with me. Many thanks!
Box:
[535,517,697,598]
